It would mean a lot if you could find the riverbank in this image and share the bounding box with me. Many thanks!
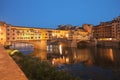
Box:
[76,40,120,48]
[6,41,120,80]
[96,40,120,48]
[0,44,27,80]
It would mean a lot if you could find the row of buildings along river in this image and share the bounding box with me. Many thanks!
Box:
[1,16,120,80]
[0,16,120,46]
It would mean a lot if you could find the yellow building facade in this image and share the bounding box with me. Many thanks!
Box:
[0,22,90,45]
[68,29,90,41]
[51,30,69,39]
[0,22,7,44]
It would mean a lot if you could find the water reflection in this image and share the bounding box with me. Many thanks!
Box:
[10,42,34,54]
[11,42,120,68]
[10,42,120,80]
[31,49,47,60]
[47,44,120,68]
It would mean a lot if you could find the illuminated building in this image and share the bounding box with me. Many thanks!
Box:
[0,22,7,44]
[51,30,69,39]
[113,16,120,40]
[68,29,90,41]
[93,16,120,40]
[0,21,91,45]
[93,22,112,40]
[10,26,50,41]
[0,22,51,45]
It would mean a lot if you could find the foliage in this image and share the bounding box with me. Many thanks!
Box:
[11,52,80,80]
[4,45,10,49]
[118,41,120,47]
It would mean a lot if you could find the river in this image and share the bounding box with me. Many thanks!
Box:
[10,42,120,80]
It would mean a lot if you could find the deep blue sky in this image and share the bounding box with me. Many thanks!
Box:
[0,0,120,28]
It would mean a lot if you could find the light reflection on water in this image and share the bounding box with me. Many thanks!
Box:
[11,42,120,80]
[45,45,120,69]
[11,42,120,68]
[10,42,34,55]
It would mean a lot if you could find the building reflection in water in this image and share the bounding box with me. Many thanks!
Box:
[109,49,114,61]
[46,43,120,67]
[10,42,34,54]
[59,44,62,55]
[11,42,120,68]
[32,49,47,60]
[47,43,95,66]
[93,48,116,67]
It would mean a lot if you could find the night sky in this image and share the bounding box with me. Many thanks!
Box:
[0,0,120,28]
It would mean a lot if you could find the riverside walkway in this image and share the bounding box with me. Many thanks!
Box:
[0,44,27,80]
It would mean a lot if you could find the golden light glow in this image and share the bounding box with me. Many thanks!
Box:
[99,38,113,40]
[59,44,62,55]
[52,57,69,65]
[52,33,54,36]
[66,34,68,37]
[65,57,69,63]
[109,49,114,61]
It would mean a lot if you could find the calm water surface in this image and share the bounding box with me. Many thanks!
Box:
[11,42,120,68]
[11,42,120,80]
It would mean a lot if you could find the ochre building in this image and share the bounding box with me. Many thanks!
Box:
[0,22,91,45]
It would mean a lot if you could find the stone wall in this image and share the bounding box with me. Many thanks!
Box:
[0,44,27,80]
